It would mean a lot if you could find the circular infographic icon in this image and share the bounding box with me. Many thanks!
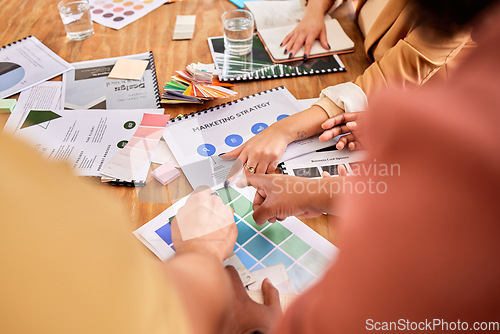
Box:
[123,121,136,129]
[0,62,25,93]
[251,122,268,135]
[277,114,289,121]
[225,134,243,147]
[117,140,128,148]
[197,143,216,157]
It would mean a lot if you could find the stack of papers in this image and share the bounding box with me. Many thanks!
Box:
[162,62,237,104]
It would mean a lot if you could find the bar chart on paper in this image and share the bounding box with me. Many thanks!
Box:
[134,185,338,293]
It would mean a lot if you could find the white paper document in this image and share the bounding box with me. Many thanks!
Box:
[63,52,161,110]
[4,82,63,134]
[224,254,256,287]
[163,87,340,189]
[248,263,296,294]
[245,0,354,61]
[279,148,366,178]
[0,36,73,99]
[12,108,162,176]
[151,138,180,167]
[100,113,170,182]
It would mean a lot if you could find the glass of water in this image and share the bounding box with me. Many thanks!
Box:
[221,9,254,56]
[58,0,94,41]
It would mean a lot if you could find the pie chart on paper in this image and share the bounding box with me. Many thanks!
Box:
[0,62,25,93]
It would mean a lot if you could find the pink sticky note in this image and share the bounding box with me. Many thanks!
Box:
[140,113,171,127]
[151,162,180,186]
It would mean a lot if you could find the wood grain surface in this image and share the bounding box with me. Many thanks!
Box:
[0,0,370,245]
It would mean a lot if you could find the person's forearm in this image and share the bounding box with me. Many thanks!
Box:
[271,105,332,143]
[304,177,345,215]
[164,252,231,334]
[304,0,336,17]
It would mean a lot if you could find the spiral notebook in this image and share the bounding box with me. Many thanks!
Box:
[0,36,73,99]
[208,35,346,82]
[63,51,161,110]
[163,86,340,189]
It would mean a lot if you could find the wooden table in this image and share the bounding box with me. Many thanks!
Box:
[0,0,369,245]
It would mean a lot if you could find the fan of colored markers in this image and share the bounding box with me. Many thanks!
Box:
[162,63,237,104]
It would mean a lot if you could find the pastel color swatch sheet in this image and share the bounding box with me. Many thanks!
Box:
[101,113,170,182]
[89,0,170,30]
[134,185,338,293]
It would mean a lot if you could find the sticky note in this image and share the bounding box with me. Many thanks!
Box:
[151,162,180,186]
[172,15,196,40]
[0,99,17,113]
[108,59,149,80]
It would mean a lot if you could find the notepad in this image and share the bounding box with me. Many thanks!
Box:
[244,0,354,62]
[134,183,339,293]
[172,15,196,40]
[151,162,180,185]
[108,58,149,80]
[0,99,16,113]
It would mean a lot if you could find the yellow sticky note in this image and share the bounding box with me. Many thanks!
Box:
[0,99,17,113]
[108,59,149,80]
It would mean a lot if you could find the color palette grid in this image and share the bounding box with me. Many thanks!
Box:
[100,113,170,182]
[89,0,173,30]
[153,185,334,293]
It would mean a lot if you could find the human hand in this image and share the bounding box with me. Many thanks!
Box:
[281,12,330,59]
[171,186,237,263]
[221,125,291,175]
[321,163,348,177]
[222,266,282,334]
[237,174,325,225]
[319,112,363,150]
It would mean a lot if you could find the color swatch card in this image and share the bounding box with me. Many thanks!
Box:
[13,108,163,176]
[134,183,338,293]
[0,36,73,99]
[162,62,237,104]
[101,113,170,182]
[89,0,170,30]
[246,290,297,312]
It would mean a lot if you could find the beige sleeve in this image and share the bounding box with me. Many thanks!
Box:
[313,96,345,118]
[355,26,471,97]
[312,82,369,117]
[0,132,190,334]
